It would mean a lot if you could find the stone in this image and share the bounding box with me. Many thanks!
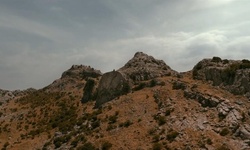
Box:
[236,124,250,140]
[95,71,129,107]
[217,102,232,117]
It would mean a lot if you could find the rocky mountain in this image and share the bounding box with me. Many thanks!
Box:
[1,53,250,150]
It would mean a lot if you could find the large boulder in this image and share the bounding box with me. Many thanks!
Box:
[95,71,129,107]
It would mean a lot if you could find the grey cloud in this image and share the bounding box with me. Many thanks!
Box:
[1,0,250,90]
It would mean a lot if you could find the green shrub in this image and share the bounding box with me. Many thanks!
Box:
[206,138,213,145]
[91,120,100,129]
[154,116,166,126]
[152,143,163,150]
[242,59,250,63]
[165,109,171,116]
[167,130,179,142]
[152,134,160,142]
[212,56,222,63]
[122,82,131,94]
[223,59,229,64]
[220,128,230,136]
[150,79,157,87]
[119,120,133,128]
[101,141,112,150]
[134,82,146,91]
[106,124,116,131]
[108,115,118,124]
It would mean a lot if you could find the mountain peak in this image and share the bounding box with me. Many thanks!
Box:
[119,52,177,81]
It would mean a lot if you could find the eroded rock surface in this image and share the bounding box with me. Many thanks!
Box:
[193,57,250,96]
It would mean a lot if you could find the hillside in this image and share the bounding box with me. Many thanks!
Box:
[1,52,250,150]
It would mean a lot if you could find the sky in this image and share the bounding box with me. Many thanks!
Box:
[1,0,250,90]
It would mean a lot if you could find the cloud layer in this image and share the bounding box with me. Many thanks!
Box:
[0,0,250,90]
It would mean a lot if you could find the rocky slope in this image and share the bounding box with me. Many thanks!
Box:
[1,53,250,150]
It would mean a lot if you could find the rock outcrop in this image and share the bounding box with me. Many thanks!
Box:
[193,57,250,97]
[61,65,102,79]
[95,52,177,107]
[0,88,36,103]
[95,71,129,107]
[45,65,102,92]
[118,52,177,82]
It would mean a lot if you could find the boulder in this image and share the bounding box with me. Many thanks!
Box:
[95,71,129,107]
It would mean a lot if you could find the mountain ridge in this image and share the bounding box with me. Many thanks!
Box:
[1,52,250,150]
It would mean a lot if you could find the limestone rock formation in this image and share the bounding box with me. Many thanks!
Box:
[45,65,102,92]
[95,71,129,107]
[193,57,250,97]
[61,65,102,79]
[118,52,177,82]
[95,52,176,107]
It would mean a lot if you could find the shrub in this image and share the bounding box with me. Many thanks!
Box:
[165,109,171,116]
[148,128,157,135]
[91,119,100,129]
[157,116,166,126]
[206,138,213,145]
[101,141,112,150]
[152,134,160,142]
[119,120,133,128]
[150,79,157,87]
[106,124,116,131]
[122,82,131,94]
[134,82,146,91]
[220,128,230,136]
[212,56,222,62]
[242,59,250,63]
[108,115,118,124]
[152,143,163,150]
[222,59,229,64]
[167,130,179,142]
[81,79,95,103]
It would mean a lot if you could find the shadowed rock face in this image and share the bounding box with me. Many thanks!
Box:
[95,71,129,107]
[193,57,250,96]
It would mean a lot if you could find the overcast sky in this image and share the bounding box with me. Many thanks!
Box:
[1,0,250,90]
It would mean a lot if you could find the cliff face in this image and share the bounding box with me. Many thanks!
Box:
[193,57,250,97]
[94,71,128,107]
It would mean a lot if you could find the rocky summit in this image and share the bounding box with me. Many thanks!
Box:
[94,52,177,107]
[193,57,250,97]
[1,52,250,150]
